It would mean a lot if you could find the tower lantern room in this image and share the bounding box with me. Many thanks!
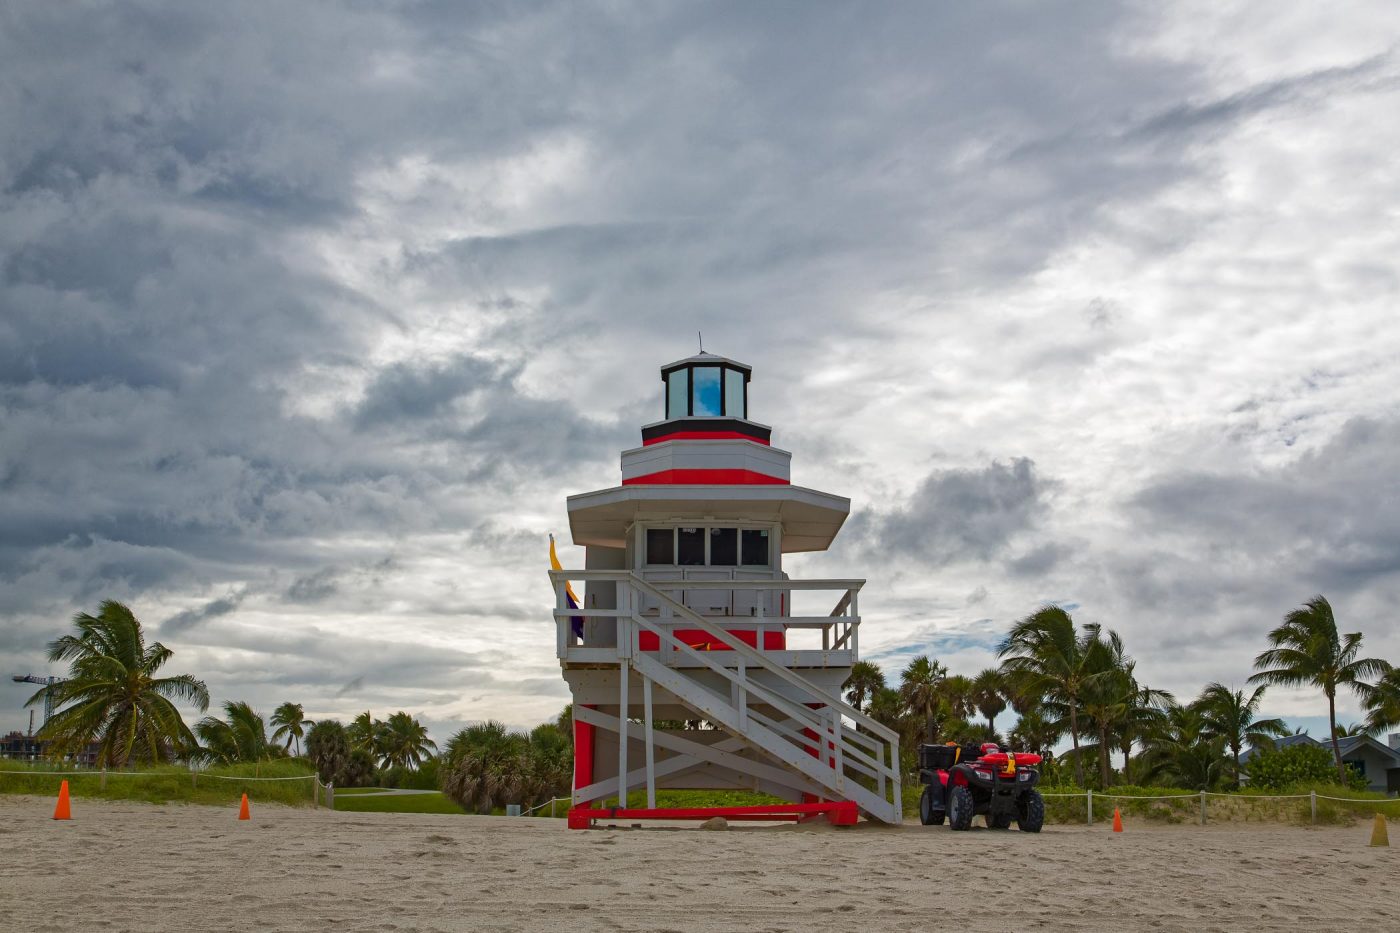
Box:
[550,352,901,828]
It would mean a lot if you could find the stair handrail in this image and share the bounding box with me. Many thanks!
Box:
[627,611,894,784]
[624,573,899,745]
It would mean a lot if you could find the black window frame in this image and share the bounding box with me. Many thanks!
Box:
[661,363,750,419]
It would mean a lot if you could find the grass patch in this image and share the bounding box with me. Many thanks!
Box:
[0,759,319,808]
[333,791,466,815]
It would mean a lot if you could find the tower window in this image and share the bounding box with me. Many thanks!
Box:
[677,527,706,565]
[646,528,674,565]
[666,369,689,419]
[709,527,738,565]
[726,368,746,418]
[692,366,722,416]
[741,529,769,566]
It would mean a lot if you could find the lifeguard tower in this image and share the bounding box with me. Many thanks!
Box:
[551,352,901,828]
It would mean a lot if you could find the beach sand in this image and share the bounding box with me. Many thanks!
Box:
[2,796,1396,932]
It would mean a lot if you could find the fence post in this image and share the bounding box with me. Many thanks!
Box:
[1087,789,1093,826]
[1310,790,1317,825]
[550,798,556,819]
[327,782,335,810]
[100,767,107,791]
[1199,790,1206,826]
[313,778,319,808]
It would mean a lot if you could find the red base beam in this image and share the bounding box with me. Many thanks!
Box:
[566,801,858,829]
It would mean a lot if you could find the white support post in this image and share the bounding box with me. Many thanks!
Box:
[617,657,629,809]
[1310,790,1317,825]
[1199,790,1206,826]
[850,591,859,657]
[643,676,656,810]
[1087,789,1094,826]
[737,660,747,731]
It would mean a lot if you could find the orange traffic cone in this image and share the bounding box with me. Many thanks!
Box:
[1112,808,1123,833]
[53,779,71,820]
[238,793,250,821]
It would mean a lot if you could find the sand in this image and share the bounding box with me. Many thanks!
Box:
[2,796,1397,932]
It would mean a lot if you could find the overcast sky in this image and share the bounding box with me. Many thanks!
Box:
[3,2,1399,745]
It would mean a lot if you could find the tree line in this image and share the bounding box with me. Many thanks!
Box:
[22,594,1400,803]
[21,600,574,811]
[846,595,1399,790]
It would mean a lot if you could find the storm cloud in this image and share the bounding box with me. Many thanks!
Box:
[3,2,1400,740]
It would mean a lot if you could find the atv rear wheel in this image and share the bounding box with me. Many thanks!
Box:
[1017,789,1045,833]
[919,785,945,826]
[947,785,975,831]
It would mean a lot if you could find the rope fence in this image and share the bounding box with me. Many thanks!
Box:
[1036,788,1400,826]
[522,796,570,817]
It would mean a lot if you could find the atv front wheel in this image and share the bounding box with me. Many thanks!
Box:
[1017,790,1045,833]
[947,785,975,831]
[919,785,945,826]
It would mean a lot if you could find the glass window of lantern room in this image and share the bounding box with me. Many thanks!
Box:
[677,527,705,565]
[692,366,721,416]
[724,368,746,418]
[741,529,770,566]
[666,369,688,419]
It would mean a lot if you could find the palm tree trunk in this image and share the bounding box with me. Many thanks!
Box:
[1069,703,1083,786]
[1328,691,1345,783]
[1232,744,1241,789]
[1098,723,1110,788]
[1120,737,1132,785]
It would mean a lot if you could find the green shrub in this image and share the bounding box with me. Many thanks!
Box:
[1246,744,1368,791]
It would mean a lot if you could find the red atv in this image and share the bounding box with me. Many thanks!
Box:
[917,742,1045,832]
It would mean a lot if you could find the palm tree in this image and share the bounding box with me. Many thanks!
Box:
[1194,684,1288,788]
[269,702,314,757]
[899,656,947,743]
[305,719,377,787]
[842,661,886,713]
[1138,704,1227,791]
[970,668,1008,736]
[347,710,380,753]
[1115,680,1173,786]
[441,721,530,813]
[377,711,437,770]
[29,600,209,766]
[1362,669,1400,735]
[1009,704,1061,755]
[195,701,282,764]
[1249,595,1391,782]
[998,606,1111,786]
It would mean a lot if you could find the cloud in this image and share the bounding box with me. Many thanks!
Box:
[3,1,1400,741]
[856,458,1055,568]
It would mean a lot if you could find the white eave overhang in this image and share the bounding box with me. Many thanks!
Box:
[566,484,850,553]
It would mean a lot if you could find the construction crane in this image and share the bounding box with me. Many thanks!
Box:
[11,675,66,728]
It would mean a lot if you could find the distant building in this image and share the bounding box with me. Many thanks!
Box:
[0,730,101,766]
[1239,732,1400,794]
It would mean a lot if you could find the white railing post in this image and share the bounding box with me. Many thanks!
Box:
[850,591,859,657]
[1311,790,1317,825]
[617,657,629,810]
[1199,790,1206,826]
[1087,789,1093,825]
[643,676,656,810]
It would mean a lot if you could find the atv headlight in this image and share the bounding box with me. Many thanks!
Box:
[973,769,992,780]
[1017,771,1031,781]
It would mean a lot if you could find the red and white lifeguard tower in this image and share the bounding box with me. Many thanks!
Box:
[551,352,902,828]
